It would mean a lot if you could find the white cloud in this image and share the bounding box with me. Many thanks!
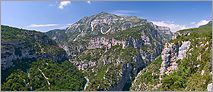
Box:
[28,24,59,28]
[87,0,91,4]
[66,23,73,26]
[111,10,137,16]
[59,1,71,9]
[152,19,210,32]
[191,20,209,27]
[152,21,189,32]
[25,23,73,32]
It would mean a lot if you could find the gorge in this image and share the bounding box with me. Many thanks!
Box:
[1,12,212,91]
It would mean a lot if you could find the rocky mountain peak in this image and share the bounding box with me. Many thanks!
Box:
[65,12,158,39]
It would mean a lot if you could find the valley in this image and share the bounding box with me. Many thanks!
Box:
[1,12,212,91]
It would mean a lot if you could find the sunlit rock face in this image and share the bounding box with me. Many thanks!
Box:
[160,41,191,76]
[46,12,173,91]
[87,37,124,49]
[177,41,191,60]
[66,12,147,35]
[207,83,212,91]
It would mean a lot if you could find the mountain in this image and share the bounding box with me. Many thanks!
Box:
[1,25,68,82]
[46,12,173,91]
[46,12,172,58]
[2,12,211,91]
[1,25,86,91]
[1,25,68,68]
[131,21,212,91]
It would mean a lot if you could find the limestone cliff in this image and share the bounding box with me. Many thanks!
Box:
[131,22,212,91]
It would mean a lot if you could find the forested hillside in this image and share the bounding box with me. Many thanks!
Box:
[1,26,86,91]
[131,22,212,91]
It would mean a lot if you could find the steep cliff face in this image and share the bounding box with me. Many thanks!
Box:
[160,41,191,76]
[46,12,172,58]
[1,25,68,83]
[131,22,212,91]
[47,12,173,91]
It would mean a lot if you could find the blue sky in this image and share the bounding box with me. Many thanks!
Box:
[1,1,212,32]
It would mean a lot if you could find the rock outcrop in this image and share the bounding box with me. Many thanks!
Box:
[160,41,190,76]
[87,37,124,49]
[207,83,212,91]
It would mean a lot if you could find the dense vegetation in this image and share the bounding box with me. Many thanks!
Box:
[1,25,81,91]
[131,22,212,91]
[2,59,86,91]
[76,48,105,61]
[1,25,67,56]
[111,25,145,40]
[160,23,212,91]
[110,24,163,42]
[130,57,162,91]
[72,45,140,91]
[1,25,68,79]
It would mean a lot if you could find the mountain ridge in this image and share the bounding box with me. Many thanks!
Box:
[1,12,210,91]
[46,12,173,91]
